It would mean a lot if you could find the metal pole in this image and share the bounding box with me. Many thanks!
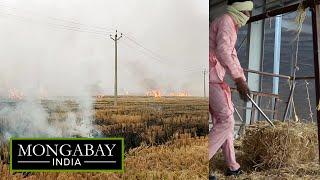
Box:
[234,106,244,122]
[310,0,320,163]
[272,15,282,109]
[245,19,264,124]
[247,94,275,127]
[244,69,290,79]
[283,81,296,121]
[244,68,314,80]
[110,30,122,106]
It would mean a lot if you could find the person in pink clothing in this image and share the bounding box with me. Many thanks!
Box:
[209,0,253,179]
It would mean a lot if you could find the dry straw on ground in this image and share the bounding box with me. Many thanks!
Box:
[211,121,320,180]
[0,135,208,180]
[242,121,318,169]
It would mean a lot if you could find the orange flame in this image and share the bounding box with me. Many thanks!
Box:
[8,88,24,100]
[146,90,161,98]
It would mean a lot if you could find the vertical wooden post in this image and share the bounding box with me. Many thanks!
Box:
[310,0,320,163]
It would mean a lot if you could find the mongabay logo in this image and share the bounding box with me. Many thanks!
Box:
[10,138,124,172]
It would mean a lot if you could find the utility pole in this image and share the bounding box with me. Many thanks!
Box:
[203,69,207,98]
[110,30,122,106]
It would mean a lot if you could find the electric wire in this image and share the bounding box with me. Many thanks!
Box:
[0,10,111,36]
[0,1,204,75]
[0,0,115,32]
[121,39,203,73]
[123,35,168,62]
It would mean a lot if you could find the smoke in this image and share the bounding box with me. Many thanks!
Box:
[0,100,56,138]
[0,0,207,139]
[0,96,99,140]
[127,60,160,91]
[0,0,207,96]
[0,56,100,139]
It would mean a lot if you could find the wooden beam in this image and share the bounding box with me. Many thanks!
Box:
[310,0,320,163]
[248,0,309,23]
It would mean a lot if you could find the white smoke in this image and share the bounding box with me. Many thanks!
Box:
[0,100,55,138]
[0,0,208,96]
[0,0,207,139]
[0,96,99,139]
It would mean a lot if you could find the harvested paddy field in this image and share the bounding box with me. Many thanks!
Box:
[0,96,209,179]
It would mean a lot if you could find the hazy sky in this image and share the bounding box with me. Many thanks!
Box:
[0,0,208,97]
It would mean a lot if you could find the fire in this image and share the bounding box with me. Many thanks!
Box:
[146,90,161,98]
[8,88,24,100]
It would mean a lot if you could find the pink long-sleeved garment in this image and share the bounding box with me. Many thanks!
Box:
[209,13,246,171]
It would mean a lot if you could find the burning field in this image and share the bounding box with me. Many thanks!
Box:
[0,96,209,179]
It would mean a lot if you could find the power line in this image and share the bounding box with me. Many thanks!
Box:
[0,1,116,32]
[0,9,204,75]
[122,32,206,73]
[121,40,203,73]
[0,0,184,60]
[121,39,163,64]
[0,1,115,36]
[0,10,111,36]
[0,1,205,77]
[123,35,167,62]
[122,35,201,71]
[0,8,204,74]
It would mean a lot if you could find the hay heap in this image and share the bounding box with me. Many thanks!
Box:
[242,121,318,169]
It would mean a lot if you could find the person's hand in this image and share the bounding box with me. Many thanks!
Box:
[235,78,250,102]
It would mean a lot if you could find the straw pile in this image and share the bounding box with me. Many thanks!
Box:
[242,121,318,169]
